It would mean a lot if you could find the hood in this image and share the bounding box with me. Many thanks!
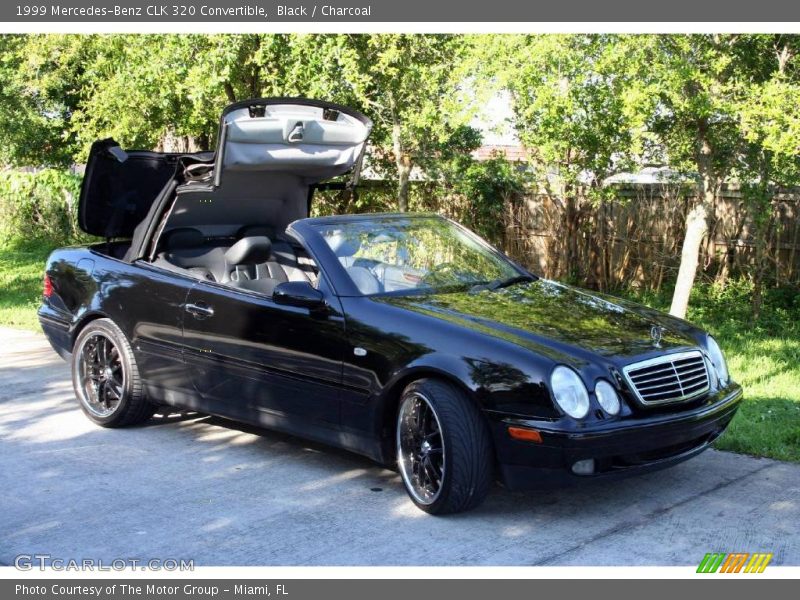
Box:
[377,279,700,361]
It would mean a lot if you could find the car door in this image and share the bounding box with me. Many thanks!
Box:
[116,262,198,401]
[180,279,346,427]
[74,138,211,404]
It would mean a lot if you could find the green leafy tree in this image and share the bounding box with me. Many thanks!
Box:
[0,34,84,166]
[477,34,633,281]
[485,34,800,315]
[614,34,800,318]
[734,36,800,316]
[330,34,476,212]
[0,34,356,164]
[0,34,475,219]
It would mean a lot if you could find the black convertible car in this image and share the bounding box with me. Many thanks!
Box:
[39,98,742,514]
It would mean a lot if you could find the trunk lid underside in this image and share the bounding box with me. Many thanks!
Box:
[78,98,372,240]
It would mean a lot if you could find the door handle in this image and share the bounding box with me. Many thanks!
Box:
[185,302,214,319]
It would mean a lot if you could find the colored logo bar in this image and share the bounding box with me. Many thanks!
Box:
[697,552,773,573]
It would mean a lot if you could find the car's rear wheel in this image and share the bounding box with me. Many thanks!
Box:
[71,318,156,427]
[396,378,493,514]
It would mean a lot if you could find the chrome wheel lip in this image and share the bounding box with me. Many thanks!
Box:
[396,391,446,506]
[75,332,125,418]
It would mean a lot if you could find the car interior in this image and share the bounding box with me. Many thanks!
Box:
[91,101,371,298]
[152,224,319,296]
[140,100,373,296]
[321,231,427,295]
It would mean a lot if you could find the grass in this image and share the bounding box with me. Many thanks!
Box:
[1,239,798,462]
[0,239,56,331]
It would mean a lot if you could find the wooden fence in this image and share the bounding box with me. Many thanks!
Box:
[293,177,800,292]
[500,184,800,290]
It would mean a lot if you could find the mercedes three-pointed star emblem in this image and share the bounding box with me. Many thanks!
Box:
[650,325,665,347]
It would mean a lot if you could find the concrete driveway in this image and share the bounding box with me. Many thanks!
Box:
[1,326,798,566]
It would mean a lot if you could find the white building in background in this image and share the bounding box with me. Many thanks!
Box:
[469,90,528,163]
[604,167,696,186]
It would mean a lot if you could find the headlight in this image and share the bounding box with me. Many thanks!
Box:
[595,380,621,415]
[706,336,729,386]
[550,366,590,419]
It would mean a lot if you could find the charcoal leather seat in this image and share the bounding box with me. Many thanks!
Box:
[326,230,383,294]
[157,226,308,295]
[157,227,220,281]
[236,225,310,283]
[224,236,287,296]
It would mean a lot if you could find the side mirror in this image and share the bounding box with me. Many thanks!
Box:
[273,281,327,310]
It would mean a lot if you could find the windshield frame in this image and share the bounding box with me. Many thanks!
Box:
[291,213,534,298]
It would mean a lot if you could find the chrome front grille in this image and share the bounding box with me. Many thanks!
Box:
[622,350,710,406]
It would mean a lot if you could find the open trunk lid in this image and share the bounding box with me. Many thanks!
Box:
[78,99,372,240]
[159,98,373,238]
[78,139,209,238]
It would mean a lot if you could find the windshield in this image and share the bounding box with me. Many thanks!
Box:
[314,216,523,295]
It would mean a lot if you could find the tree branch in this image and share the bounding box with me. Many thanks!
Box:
[223,82,237,103]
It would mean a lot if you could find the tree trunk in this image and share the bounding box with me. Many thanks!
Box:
[752,213,777,320]
[157,131,204,153]
[670,202,709,318]
[751,236,766,319]
[788,214,800,283]
[392,121,411,212]
[397,160,411,213]
[223,82,237,103]
[751,155,775,320]
[670,128,716,319]
[563,189,580,282]
[715,213,744,287]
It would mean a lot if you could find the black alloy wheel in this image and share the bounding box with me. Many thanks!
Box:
[397,390,446,505]
[396,379,494,514]
[76,333,124,418]
[71,318,156,427]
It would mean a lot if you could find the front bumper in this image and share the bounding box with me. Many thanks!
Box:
[490,384,743,490]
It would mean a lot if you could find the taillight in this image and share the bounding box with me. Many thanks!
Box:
[43,273,53,298]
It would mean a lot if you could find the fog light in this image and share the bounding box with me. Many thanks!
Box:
[571,459,595,475]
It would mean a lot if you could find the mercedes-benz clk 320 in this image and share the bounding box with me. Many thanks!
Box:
[39,98,742,514]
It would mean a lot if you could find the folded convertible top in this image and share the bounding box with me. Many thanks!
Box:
[78,98,373,240]
[214,98,372,183]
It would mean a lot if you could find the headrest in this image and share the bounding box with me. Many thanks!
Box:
[237,224,277,240]
[163,227,204,250]
[346,266,382,295]
[327,231,361,258]
[225,236,272,265]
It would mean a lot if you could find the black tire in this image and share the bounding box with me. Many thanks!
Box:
[71,318,156,427]
[396,378,493,515]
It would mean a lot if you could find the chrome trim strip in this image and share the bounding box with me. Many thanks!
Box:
[622,350,710,406]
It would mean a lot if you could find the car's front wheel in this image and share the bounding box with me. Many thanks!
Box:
[396,379,493,514]
[71,318,156,427]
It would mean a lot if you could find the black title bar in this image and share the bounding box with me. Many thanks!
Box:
[3,0,800,22]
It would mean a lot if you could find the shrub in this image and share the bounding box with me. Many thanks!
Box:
[0,169,86,247]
